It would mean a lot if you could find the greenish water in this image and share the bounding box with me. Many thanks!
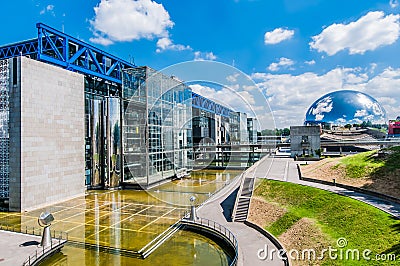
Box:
[0,170,240,265]
[42,230,231,266]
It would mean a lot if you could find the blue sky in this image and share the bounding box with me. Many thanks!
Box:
[2,0,400,128]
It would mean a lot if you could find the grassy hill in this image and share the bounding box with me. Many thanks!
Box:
[250,180,400,266]
[301,146,400,198]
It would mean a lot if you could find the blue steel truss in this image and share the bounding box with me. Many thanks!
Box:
[192,92,232,117]
[0,39,38,59]
[0,23,135,84]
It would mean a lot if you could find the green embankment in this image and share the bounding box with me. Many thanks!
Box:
[255,179,400,265]
[334,146,400,179]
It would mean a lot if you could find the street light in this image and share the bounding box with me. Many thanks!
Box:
[38,212,54,247]
[189,196,198,221]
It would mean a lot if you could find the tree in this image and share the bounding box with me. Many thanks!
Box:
[361,121,367,128]
[282,128,290,136]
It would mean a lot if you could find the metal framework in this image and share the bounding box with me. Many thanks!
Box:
[192,92,232,117]
[0,23,135,84]
[0,23,233,117]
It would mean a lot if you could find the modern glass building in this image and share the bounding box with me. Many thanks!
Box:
[0,59,9,200]
[122,67,193,188]
[0,23,256,211]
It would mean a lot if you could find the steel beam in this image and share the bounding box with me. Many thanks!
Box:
[192,92,232,117]
[0,23,135,84]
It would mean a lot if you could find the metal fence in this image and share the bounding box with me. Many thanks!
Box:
[0,224,68,266]
[22,236,66,266]
[182,217,238,266]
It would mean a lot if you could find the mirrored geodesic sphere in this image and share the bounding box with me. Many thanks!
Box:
[305,90,386,125]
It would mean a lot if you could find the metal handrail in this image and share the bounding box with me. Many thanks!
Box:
[0,223,68,266]
[0,223,68,239]
[22,235,67,266]
[183,217,238,266]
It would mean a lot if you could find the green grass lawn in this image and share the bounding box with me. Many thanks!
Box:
[255,179,400,265]
[334,146,400,179]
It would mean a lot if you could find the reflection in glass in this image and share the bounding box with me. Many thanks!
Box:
[122,67,193,187]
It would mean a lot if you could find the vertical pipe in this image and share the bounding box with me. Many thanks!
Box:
[90,98,96,187]
[106,95,110,187]
[145,68,149,187]
[119,94,123,186]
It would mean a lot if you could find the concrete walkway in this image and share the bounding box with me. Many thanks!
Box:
[194,155,400,266]
[0,230,66,265]
[197,168,286,266]
[254,156,400,218]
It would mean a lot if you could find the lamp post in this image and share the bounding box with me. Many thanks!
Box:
[189,196,198,222]
[38,212,54,247]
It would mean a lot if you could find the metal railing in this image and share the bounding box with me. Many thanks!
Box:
[0,223,68,239]
[22,235,67,266]
[0,224,68,266]
[182,217,238,266]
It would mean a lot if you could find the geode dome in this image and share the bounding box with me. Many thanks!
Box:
[305,90,386,125]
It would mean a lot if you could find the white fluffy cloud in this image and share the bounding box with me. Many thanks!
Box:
[264,28,294,45]
[310,11,400,55]
[40,4,55,15]
[190,84,255,108]
[305,60,316,65]
[390,0,399,8]
[194,51,217,61]
[226,73,240,83]
[90,0,174,45]
[156,37,191,53]
[252,67,400,128]
[268,57,295,71]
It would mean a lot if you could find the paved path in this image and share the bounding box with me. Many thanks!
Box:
[0,230,66,265]
[254,156,400,218]
[0,230,44,265]
[198,155,400,266]
[198,171,285,266]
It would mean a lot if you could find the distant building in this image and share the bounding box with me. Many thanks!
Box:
[247,118,257,144]
[290,126,321,158]
[388,116,400,137]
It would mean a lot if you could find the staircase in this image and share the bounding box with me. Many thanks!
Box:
[232,177,255,222]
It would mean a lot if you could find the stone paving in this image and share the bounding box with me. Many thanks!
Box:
[0,230,65,265]
[198,159,286,266]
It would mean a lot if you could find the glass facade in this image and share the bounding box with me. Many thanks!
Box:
[108,97,122,187]
[192,108,215,145]
[247,118,257,144]
[0,59,255,195]
[122,67,193,187]
[0,59,9,199]
[84,79,123,189]
[229,112,240,144]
